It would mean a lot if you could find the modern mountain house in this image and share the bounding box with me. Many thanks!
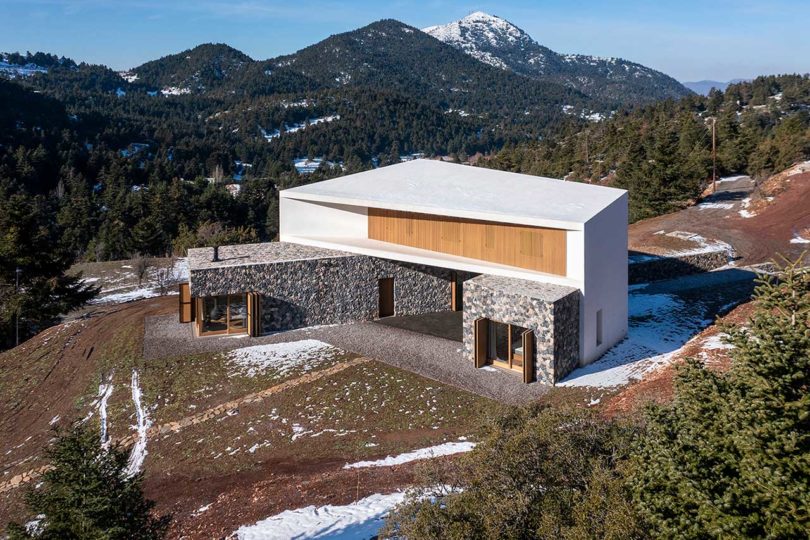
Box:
[181,160,628,384]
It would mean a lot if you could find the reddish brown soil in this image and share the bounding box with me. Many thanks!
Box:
[630,171,810,265]
[601,301,754,419]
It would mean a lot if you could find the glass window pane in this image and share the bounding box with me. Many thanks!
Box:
[228,294,247,331]
[202,295,228,333]
[489,321,510,361]
[511,324,527,368]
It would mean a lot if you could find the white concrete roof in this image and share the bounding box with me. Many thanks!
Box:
[280,160,626,229]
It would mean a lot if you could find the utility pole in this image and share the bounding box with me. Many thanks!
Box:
[704,116,719,193]
[15,267,21,347]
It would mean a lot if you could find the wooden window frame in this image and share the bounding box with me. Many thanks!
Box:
[195,293,249,337]
[476,318,535,382]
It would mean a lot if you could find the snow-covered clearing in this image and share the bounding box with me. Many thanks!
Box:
[343,441,476,469]
[227,339,345,378]
[126,370,152,476]
[235,491,406,540]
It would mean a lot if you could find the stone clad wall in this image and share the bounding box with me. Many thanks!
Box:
[462,276,580,385]
[190,255,452,333]
[628,249,730,284]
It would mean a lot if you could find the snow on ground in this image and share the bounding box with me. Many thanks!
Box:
[702,333,733,350]
[227,339,345,378]
[161,86,191,96]
[235,491,407,540]
[343,441,476,469]
[715,175,749,184]
[126,370,152,476]
[558,268,753,388]
[87,258,188,305]
[98,377,114,449]
[696,201,735,210]
[654,231,733,257]
[790,233,810,244]
[738,197,756,218]
[559,291,703,388]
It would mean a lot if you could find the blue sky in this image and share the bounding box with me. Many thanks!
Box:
[1,0,808,81]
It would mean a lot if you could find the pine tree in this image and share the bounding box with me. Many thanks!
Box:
[631,257,810,538]
[7,424,170,539]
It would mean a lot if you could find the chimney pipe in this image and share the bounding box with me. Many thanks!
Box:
[212,245,220,262]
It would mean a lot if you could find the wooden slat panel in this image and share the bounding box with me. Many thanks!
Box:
[474,318,489,368]
[368,208,567,276]
[179,283,192,323]
[522,330,535,383]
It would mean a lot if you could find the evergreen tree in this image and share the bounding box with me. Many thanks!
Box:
[7,424,170,540]
[384,406,645,540]
[631,257,810,538]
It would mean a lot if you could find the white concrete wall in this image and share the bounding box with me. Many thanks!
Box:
[579,194,629,364]
[279,197,368,239]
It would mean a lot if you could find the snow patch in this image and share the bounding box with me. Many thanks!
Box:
[560,289,712,388]
[343,441,476,469]
[234,491,406,540]
[227,339,344,378]
[126,370,152,476]
[703,333,733,350]
[98,377,114,449]
[790,233,810,244]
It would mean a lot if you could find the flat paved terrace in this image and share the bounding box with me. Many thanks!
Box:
[144,313,549,404]
[374,311,463,342]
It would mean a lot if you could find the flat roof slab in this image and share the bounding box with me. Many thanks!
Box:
[468,274,579,303]
[281,159,626,229]
[188,242,352,271]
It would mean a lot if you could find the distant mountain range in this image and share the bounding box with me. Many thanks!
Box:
[682,79,751,95]
[0,12,697,168]
[118,12,690,111]
[423,12,691,105]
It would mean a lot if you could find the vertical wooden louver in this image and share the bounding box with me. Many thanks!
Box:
[522,330,535,383]
[178,283,193,323]
[367,208,566,276]
[474,318,489,368]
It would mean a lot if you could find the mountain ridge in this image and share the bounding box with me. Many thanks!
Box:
[423,11,692,105]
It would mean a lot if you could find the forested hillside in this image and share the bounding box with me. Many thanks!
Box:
[486,74,810,221]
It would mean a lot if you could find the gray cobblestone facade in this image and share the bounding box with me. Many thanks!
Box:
[190,243,453,333]
[190,242,582,385]
[462,275,581,384]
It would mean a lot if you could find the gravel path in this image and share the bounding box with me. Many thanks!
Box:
[143,315,549,404]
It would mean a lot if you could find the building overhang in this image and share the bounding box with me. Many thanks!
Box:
[280,234,583,290]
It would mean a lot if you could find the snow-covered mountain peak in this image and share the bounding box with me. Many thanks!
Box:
[423,12,536,69]
[421,12,690,103]
[423,12,529,47]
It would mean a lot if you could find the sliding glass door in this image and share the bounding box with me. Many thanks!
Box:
[197,293,248,336]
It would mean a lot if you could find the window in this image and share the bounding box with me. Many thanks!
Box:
[197,293,248,336]
[488,320,528,372]
[596,309,603,347]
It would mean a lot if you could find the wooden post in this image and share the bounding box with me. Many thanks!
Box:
[711,117,717,194]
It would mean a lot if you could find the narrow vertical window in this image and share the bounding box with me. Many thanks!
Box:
[596,309,603,347]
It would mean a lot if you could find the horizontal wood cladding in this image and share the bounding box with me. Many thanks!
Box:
[368,208,567,276]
